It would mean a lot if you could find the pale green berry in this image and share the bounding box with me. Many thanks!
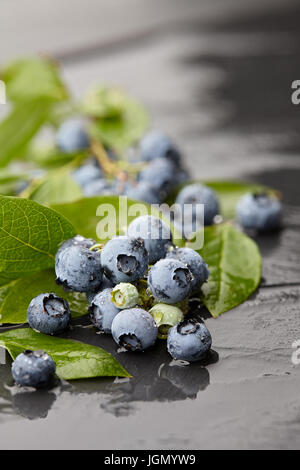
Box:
[149,304,184,339]
[111,283,139,309]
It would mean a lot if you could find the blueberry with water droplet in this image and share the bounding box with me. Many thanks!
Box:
[11,350,56,389]
[167,319,212,362]
[111,308,158,351]
[27,293,71,335]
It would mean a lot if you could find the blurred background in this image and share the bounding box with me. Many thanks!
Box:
[1,0,300,189]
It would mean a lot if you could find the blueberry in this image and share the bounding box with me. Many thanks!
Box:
[111,283,139,309]
[73,162,103,188]
[126,182,162,205]
[127,215,173,264]
[176,184,219,226]
[111,308,158,351]
[27,293,71,335]
[166,247,209,293]
[236,193,282,231]
[11,350,56,389]
[101,236,149,283]
[89,288,121,333]
[148,258,192,304]
[57,119,89,153]
[167,319,212,362]
[57,235,97,257]
[138,158,179,199]
[83,178,114,197]
[139,131,181,164]
[149,303,184,339]
[55,241,103,292]
[86,275,115,303]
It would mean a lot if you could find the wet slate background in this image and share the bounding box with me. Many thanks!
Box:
[0,0,300,450]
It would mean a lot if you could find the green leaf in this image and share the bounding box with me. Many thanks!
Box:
[86,87,149,151]
[0,328,131,379]
[0,269,87,324]
[194,224,261,317]
[0,99,53,167]
[28,171,83,206]
[25,143,85,169]
[0,171,29,196]
[2,57,68,103]
[52,195,184,246]
[0,195,75,277]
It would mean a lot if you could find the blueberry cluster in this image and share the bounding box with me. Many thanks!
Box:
[57,119,284,234]
[57,121,223,233]
[53,215,212,361]
[12,214,213,388]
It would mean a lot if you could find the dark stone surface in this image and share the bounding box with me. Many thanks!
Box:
[0,0,300,450]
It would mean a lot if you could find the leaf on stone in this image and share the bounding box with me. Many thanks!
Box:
[193,224,262,317]
[169,180,277,220]
[0,328,131,379]
[204,181,278,220]
[0,195,75,276]
[0,269,87,324]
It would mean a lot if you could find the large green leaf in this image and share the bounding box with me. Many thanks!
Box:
[28,171,83,206]
[194,224,261,317]
[0,99,52,167]
[52,195,184,246]
[0,328,131,379]
[2,57,68,103]
[0,196,75,276]
[0,270,87,324]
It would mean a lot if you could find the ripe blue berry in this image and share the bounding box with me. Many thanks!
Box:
[126,182,162,205]
[55,240,103,292]
[176,184,219,226]
[139,131,181,164]
[166,247,209,293]
[27,293,71,335]
[236,193,282,231]
[83,178,114,197]
[89,288,121,333]
[138,158,179,199]
[100,236,149,284]
[167,319,212,362]
[73,161,103,189]
[111,308,158,351]
[148,258,192,304]
[127,215,173,264]
[86,274,115,303]
[11,350,56,389]
[57,119,89,153]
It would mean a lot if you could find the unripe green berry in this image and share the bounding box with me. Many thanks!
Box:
[111,283,139,309]
[149,304,184,339]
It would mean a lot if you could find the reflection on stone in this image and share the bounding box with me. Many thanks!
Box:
[99,344,218,417]
[11,389,57,420]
